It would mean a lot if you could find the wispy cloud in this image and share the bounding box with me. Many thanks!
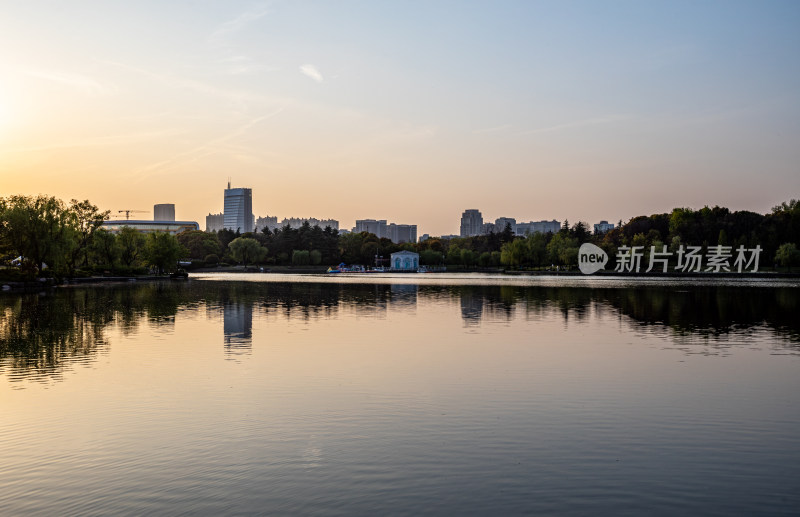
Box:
[221,55,271,75]
[472,124,511,134]
[210,4,270,45]
[25,69,113,96]
[300,64,323,83]
[520,115,629,135]
[100,59,290,107]
[132,108,286,180]
[0,129,181,155]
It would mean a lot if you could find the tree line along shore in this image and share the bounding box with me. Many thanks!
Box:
[2,194,800,283]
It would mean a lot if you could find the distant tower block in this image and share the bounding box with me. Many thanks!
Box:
[224,183,254,233]
[460,209,483,237]
[154,203,176,221]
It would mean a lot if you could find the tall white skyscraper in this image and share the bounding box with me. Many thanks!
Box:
[223,182,254,233]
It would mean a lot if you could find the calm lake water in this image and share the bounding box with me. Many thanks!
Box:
[2,274,799,516]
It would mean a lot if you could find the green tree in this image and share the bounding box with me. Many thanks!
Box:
[771,199,799,214]
[216,228,238,250]
[775,243,800,271]
[118,226,146,267]
[144,232,186,274]
[419,249,443,265]
[339,232,365,264]
[526,232,549,266]
[360,240,380,265]
[292,249,310,265]
[0,195,70,274]
[177,230,222,260]
[500,239,529,267]
[669,235,682,254]
[63,199,109,277]
[631,232,647,249]
[229,237,267,266]
[501,223,515,243]
[546,233,579,266]
[446,244,462,265]
[310,249,322,265]
[571,221,590,243]
[90,229,118,268]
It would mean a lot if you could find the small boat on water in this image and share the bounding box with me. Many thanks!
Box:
[327,263,367,273]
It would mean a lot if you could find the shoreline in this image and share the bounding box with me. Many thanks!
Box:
[3,269,799,293]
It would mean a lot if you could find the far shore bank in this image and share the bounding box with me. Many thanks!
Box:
[3,268,799,294]
[191,266,800,278]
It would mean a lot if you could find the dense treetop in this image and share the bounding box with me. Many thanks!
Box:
[2,194,799,278]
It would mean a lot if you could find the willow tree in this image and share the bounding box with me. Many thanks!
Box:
[229,237,267,266]
[63,199,109,277]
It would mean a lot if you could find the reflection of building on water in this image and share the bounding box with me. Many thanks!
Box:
[390,284,418,308]
[482,303,514,323]
[460,291,484,325]
[224,302,253,356]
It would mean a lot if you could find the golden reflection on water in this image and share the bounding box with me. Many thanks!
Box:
[1,279,799,515]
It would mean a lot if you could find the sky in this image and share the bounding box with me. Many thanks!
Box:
[1,0,798,236]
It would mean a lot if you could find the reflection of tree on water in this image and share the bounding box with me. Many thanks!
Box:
[223,301,252,356]
[2,280,799,383]
[602,286,800,344]
[449,284,800,348]
[0,282,197,382]
[0,291,109,383]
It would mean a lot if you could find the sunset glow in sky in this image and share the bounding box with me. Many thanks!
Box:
[1,1,799,235]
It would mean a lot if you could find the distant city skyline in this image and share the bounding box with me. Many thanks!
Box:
[1,2,798,236]
[91,179,784,239]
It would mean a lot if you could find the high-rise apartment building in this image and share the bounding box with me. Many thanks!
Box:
[255,216,279,233]
[206,213,224,232]
[223,182,254,233]
[460,209,483,237]
[354,219,388,237]
[353,219,417,243]
[154,203,175,221]
[515,220,561,236]
[256,216,340,233]
[387,224,417,244]
[494,217,517,234]
[280,217,339,230]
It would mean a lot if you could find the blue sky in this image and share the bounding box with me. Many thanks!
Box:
[1,1,798,234]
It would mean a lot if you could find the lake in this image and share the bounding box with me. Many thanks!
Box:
[2,274,799,516]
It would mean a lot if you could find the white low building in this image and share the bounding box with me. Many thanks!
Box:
[390,251,419,271]
[103,220,199,235]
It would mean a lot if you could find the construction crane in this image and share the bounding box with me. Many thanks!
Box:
[118,209,148,220]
